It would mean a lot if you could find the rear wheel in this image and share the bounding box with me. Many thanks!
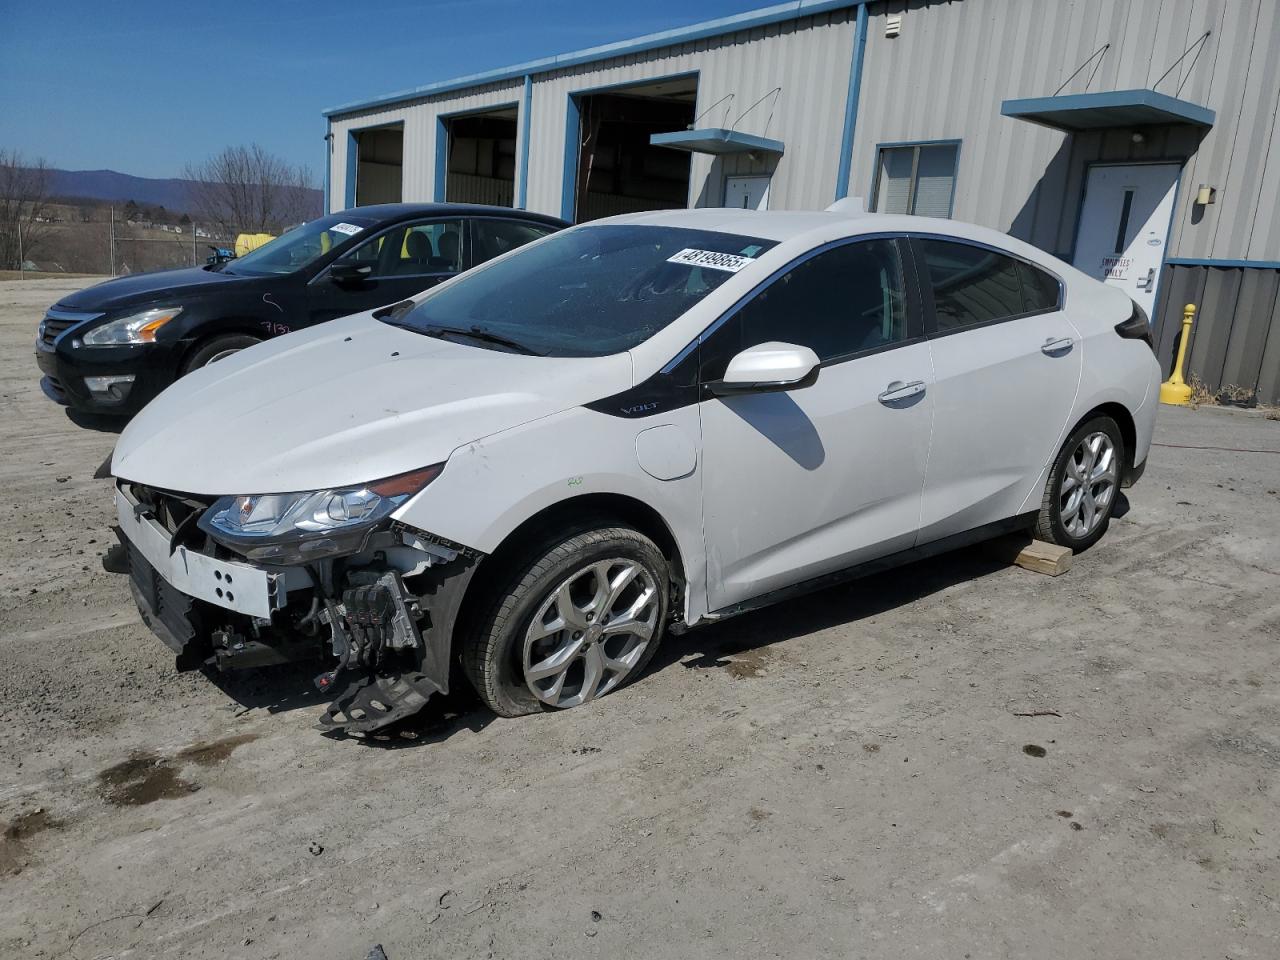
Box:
[181,334,261,374]
[463,525,669,718]
[1036,415,1124,551]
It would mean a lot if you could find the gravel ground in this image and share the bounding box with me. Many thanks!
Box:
[1,277,1278,960]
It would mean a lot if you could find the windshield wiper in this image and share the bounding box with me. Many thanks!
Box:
[423,325,544,356]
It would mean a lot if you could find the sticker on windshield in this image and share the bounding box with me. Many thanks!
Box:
[330,222,364,237]
[666,248,756,273]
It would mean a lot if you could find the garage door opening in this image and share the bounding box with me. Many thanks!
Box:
[570,76,697,222]
[443,108,518,206]
[352,125,403,206]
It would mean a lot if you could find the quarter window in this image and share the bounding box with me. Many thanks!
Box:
[873,143,959,217]
[703,239,909,378]
[1019,261,1062,313]
[916,239,1024,333]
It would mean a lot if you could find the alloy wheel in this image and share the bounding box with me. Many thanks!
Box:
[522,558,659,708]
[1060,431,1118,539]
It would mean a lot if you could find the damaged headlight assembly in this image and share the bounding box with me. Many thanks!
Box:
[196,465,443,565]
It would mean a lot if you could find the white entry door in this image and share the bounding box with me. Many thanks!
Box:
[1073,162,1180,317]
[724,175,770,210]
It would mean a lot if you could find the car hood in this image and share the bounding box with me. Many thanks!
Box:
[56,266,254,312]
[112,313,632,495]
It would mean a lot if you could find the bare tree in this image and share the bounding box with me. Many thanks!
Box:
[0,149,54,270]
[183,144,316,236]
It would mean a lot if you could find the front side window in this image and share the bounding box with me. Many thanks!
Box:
[224,213,378,276]
[338,219,465,278]
[873,143,959,218]
[473,219,558,264]
[701,239,909,379]
[916,239,1024,333]
[390,225,776,357]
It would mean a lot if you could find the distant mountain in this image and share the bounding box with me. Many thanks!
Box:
[44,168,322,217]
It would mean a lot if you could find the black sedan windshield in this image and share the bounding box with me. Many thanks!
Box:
[226,214,377,276]
[390,225,776,357]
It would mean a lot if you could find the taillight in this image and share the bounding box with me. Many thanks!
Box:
[1115,301,1154,349]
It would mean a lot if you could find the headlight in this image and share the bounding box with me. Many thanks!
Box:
[197,465,443,564]
[81,306,183,346]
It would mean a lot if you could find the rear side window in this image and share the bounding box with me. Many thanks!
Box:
[916,239,1025,333]
[473,219,557,264]
[1019,261,1062,313]
[702,238,909,378]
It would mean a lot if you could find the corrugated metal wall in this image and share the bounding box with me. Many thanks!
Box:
[329,11,857,217]
[852,0,1280,261]
[523,9,856,215]
[329,79,525,205]
[1155,264,1280,404]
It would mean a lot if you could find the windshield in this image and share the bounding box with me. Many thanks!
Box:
[225,213,378,276]
[389,225,777,357]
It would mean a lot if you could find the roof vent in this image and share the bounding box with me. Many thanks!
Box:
[825,196,870,216]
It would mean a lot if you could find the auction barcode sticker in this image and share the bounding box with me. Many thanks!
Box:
[666,248,756,273]
[330,222,364,237]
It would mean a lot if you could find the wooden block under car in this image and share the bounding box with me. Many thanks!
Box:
[984,535,1073,576]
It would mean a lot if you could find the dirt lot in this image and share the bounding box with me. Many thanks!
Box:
[1,277,1278,959]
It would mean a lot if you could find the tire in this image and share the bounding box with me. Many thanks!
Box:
[463,524,670,718]
[1036,414,1125,551]
[181,334,261,374]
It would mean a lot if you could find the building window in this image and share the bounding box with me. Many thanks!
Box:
[872,143,959,218]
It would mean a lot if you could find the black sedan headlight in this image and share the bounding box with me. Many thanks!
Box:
[197,465,442,565]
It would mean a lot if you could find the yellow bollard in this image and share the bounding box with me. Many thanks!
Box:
[1159,303,1196,406]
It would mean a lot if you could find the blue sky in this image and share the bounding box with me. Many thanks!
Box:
[0,0,767,181]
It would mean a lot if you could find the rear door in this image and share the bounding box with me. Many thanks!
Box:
[697,237,935,611]
[912,237,1081,543]
[306,218,466,327]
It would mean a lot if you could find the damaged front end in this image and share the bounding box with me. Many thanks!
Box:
[112,474,480,735]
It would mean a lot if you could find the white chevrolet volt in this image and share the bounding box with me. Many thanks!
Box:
[107,207,1160,733]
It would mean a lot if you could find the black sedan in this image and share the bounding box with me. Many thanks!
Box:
[35,203,566,417]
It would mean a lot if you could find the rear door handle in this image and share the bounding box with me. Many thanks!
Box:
[877,380,926,404]
[1041,336,1074,356]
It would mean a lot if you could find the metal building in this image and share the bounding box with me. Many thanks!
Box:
[324,0,1280,404]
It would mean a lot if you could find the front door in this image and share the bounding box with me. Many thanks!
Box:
[307,218,467,327]
[1073,162,1180,317]
[698,237,933,611]
[724,176,771,210]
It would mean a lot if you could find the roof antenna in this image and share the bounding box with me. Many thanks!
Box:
[826,196,868,216]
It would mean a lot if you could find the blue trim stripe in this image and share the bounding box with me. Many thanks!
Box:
[834,1,867,201]
[323,0,865,118]
[560,94,581,222]
[344,131,357,210]
[323,126,332,214]
[434,117,448,202]
[517,74,533,208]
[1165,257,1280,269]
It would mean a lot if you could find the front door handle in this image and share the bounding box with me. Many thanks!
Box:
[877,379,926,404]
[1137,267,1156,291]
[1041,336,1074,356]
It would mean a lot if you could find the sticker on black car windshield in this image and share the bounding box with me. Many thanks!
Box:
[666,248,756,273]
[330,222,364,237]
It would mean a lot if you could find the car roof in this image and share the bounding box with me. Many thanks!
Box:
[332,202,568,228]
[593,207,1070,274]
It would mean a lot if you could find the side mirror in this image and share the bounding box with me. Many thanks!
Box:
[710,342,821,396]
[329,261,374,284]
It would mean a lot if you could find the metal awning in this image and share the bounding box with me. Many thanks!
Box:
[649,128,785,156]
[1000,88,1215,132]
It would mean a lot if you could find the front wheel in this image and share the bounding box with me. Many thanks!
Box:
[181,334,261,374]
[463,525,669,718]
[1036,415,1125,551]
